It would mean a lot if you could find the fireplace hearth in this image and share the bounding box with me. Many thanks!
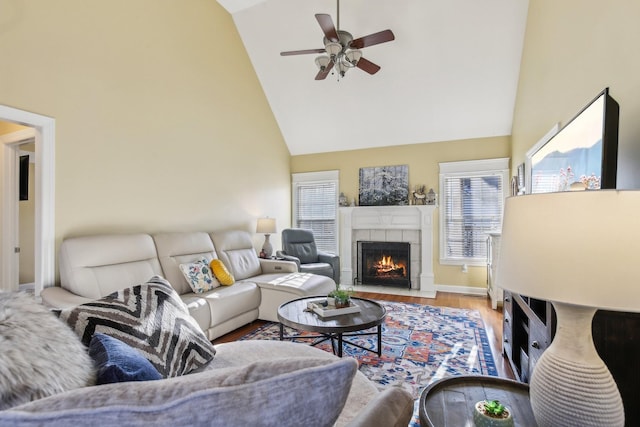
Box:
[357,241,411,288]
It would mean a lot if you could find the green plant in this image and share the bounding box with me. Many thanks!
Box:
[482,400,506,418]
[328,285,353,306]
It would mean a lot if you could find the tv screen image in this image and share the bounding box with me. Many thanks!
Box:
[530,88,619,194]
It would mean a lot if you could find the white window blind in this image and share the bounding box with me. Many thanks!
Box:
[292,171,339,253]
[439,159,509,265]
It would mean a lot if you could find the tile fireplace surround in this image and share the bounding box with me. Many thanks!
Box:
[339,205,437,297]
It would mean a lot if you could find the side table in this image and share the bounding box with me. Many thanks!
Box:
[419,375,537,427]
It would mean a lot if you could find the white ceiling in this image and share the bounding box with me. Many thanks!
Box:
[218,0,529,156]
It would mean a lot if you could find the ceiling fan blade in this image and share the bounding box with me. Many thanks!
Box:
[281,48,326,56]
[350,29,395,49]
[356,57,381,75]
[315,14,339,42]
[315,60,335,80]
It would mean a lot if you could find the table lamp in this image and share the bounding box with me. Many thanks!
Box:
[496,190,640,427]
[256,217,277,258]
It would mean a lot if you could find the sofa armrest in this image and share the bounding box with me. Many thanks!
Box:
[258,258,298,274]
[274,251,301,270]
[317,251,340,284]
[345,387,415,427]
[40,286,94,310]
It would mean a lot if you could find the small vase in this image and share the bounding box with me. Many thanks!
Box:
[334,297,350,309]
[473,401,514,427]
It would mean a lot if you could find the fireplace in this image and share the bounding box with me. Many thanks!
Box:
[357,241,411,288]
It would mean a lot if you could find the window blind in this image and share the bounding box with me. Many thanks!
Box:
[293,180,338,253]
[442,173,504,262]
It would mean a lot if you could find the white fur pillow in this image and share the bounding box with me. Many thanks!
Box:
[0,292,95,410]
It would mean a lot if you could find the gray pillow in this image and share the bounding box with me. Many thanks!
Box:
[58,276,215,378]
[0,357,358,427]
[0,292,95,410]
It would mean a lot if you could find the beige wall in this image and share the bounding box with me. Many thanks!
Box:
[0,122,29,135]
[0,0,291,280]
[512,0,640,188]
[291,136,511,289]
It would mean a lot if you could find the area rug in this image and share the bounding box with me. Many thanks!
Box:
[239,300,499,426]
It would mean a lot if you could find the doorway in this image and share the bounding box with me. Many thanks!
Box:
[0,105,55,296]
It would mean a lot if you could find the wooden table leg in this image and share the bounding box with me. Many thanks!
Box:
[377,324,382,356]
[338,333,343,357]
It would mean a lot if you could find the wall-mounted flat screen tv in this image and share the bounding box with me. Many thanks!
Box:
[530,88,619,193]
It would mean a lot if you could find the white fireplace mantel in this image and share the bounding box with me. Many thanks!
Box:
[339,205,437,297]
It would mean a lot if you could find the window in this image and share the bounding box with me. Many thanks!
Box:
[292,171,339,253]
[439,158,509,265]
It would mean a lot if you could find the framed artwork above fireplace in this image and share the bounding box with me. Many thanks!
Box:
[358,164,409,206]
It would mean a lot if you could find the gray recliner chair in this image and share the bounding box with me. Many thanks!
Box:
[277,228,341,284]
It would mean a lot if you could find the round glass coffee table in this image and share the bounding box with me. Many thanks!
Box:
[277,296,386,357]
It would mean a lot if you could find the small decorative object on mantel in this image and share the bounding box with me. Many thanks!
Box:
[473,400,514,427]
[426,188,437,205]
[339,192,349,207]
[412,185,427,205]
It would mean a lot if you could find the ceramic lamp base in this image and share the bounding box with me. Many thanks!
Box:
[261,234,273,258]
[530,302,624,427]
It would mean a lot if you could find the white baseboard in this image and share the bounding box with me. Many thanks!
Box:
[350,283,488,299]
[435,284,488,297]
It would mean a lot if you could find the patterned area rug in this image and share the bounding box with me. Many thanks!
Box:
[239,300,498,426]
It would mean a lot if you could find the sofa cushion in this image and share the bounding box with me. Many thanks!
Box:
[58,233,163,300]
[251,272,335,296]
[153,232,218,295]
[210,230,262,280]
[211,341,380,427]
[178,257,219,293]
[0,292,95,410]
[0,358,358,427]
[58,276,216,378]
[89,333,162,385]
[210,259,235,285]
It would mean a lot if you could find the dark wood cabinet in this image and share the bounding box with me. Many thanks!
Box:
[503,291,640,426]
[502,292,554,383]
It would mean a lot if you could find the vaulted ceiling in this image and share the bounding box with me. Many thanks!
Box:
[218,0,529,155]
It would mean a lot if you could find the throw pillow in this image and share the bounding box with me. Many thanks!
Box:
[89,333,162,385]
[178,257,219,293]
[209,259,235,286]
[58,276,216,378]
[0,291,95,410]
[0,357,358,427]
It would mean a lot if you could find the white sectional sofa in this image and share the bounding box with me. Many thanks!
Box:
[42,230,336,340]
[9,229,415,426]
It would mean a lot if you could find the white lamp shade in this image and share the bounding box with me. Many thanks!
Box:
[345,49,362,65]
[256,217,276,234]
[315,55,330,70]
[325,42,342,57]
[496,190,640,313]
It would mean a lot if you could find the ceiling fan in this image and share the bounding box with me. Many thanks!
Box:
[280,0,395,80]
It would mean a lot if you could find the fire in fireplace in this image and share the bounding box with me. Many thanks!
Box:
[357,241,411,288]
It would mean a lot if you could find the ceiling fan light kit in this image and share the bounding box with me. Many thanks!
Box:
[281,1,394,81]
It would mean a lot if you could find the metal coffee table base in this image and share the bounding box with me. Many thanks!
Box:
[279,323,383,358]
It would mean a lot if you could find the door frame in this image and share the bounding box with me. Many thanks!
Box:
[0,105,55,296]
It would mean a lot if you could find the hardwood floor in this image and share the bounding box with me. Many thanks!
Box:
[213,291,515,380]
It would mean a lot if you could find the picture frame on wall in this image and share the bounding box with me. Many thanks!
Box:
[511,176,518,197]
[359,164,409,206]
[517,163,525,194]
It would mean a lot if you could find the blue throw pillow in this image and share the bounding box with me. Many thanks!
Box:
[89,333,162,385]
